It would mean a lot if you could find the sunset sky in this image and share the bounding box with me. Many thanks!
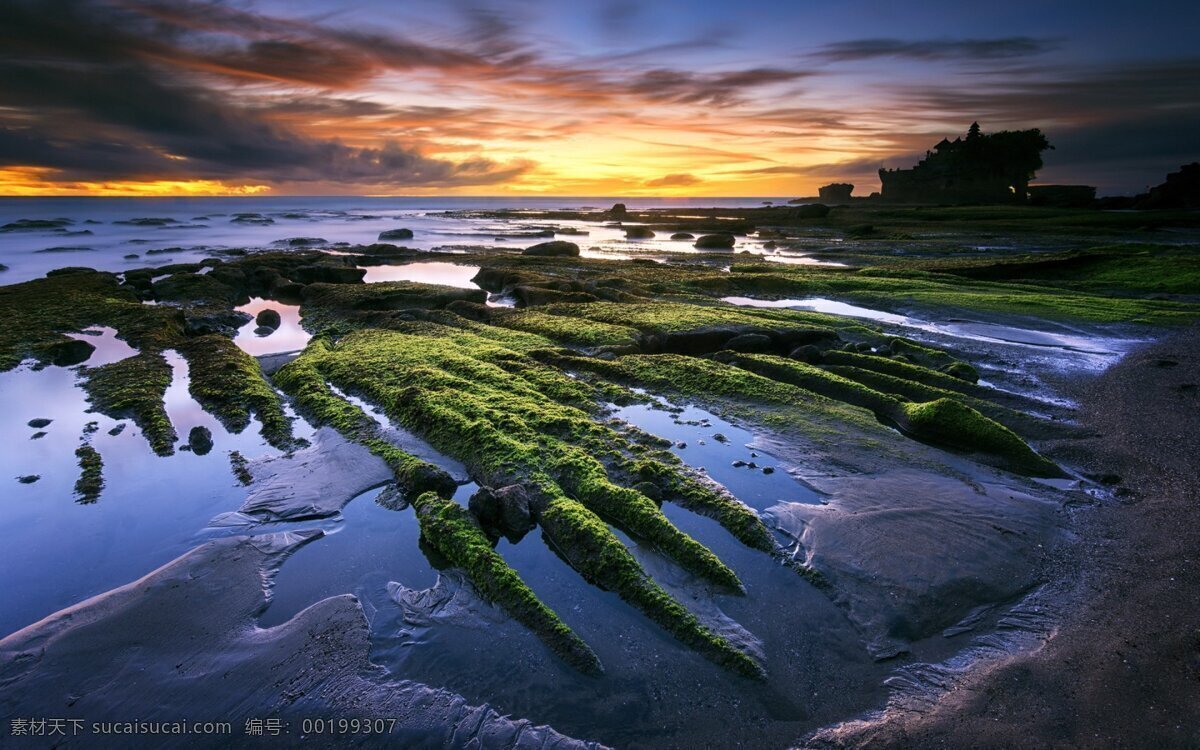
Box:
[2,0,1197,197]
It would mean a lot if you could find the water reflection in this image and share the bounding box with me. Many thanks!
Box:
[233,298,310,356]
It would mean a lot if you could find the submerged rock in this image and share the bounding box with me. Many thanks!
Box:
[670,232,695,240]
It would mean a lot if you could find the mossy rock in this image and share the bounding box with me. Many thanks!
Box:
[899,398,1061,477]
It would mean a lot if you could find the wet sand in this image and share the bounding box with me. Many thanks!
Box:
[845,324,1200,748]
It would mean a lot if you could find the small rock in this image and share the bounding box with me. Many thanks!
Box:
[732,460,747,468]
[751,452,758,457]
[762,467,775,475]
[624,226,655,239]
[675,441,687,449]
[188,426,214,456]
[108,423,127,436]
[713,433,730,443]
[18,475,40,484]
[28,418,52,428]
[30,432,46,440]
[254,326,276,337]
[255,308,282,330]
[670,232,694,240]
[747,462,758,469]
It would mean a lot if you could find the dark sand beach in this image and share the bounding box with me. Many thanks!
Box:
[853,325,1200,748]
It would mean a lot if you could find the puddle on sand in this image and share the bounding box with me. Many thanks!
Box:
[232,297,310,356]
[0,354,292,638]
[65,326,138,366]
[609,400,821,510]
[257,483,469,628]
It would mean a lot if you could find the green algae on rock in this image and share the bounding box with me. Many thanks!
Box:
[82,351,176,456]
[410,491,602,675]
[272,340,456,500]
[288,328,743,588]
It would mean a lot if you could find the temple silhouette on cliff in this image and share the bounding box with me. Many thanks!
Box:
[879,123,1054,204]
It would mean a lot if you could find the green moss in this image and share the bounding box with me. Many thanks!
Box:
[900,398,1061,477]
[718,352,900,416]
[540,301,837,341]
[538,493,763,678]
[179,335,294,449]
[293,327,743,591]
[819,350,983,395]
[82,352,176,456]
[411,491,602,675]
[687,265,1200,326]
[273,341,456,499]
[821,363,1040,435]
[631,457,774,551]
[74,444,103,503]
[491,310,641,348]
[0,271,183,372]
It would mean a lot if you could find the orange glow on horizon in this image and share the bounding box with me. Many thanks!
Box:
[0,167,273,197]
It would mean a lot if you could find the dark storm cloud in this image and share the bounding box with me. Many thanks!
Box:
[0,0,521,186]
[813,37,1058,62]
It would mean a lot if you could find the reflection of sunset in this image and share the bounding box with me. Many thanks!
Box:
[1,1,1195,196]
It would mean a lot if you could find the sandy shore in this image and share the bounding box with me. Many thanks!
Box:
[862,324,1200,748]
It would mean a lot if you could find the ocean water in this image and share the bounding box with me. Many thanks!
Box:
[0,196,816,283]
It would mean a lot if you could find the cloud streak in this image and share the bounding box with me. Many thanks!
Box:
[813,37,1058,62]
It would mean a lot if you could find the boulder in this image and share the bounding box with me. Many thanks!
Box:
[789,203,830,219]
[255,308,282,330]
[27,418,52,429]
[469,484,535,542]
[670,232,694,240]
[521,241,580,257]
[725,333,774,352]
[378,228,414,241]
[609,203,628,216]
[789,344,823,363]
[694,234,736,250]
[624,226,655,239]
